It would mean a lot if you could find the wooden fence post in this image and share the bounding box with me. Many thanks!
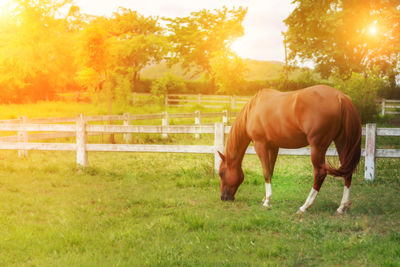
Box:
[231,95,236,109]
[195,110,201,139]
[76,114,88,167]
[133,92,137,105]
[162,111,169,139]
[164,93,169,108]
[18,116,28,158]
[365,123,376,181]
[222,110,228,125]
[381,99,386,116]
[123,113,132,143]
[214,123,225,174]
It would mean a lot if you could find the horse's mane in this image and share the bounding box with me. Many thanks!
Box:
[225,91,261,161]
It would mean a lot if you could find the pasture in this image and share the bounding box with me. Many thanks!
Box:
[0,101,399,266]
[0,149,399,266]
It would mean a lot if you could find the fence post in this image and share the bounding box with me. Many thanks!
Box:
[365,123,376,181]
[222,110,228,125]
[123,113,132,144]
[18,116,28,158]
[76,114,88,168]
[133,92,137,105]
[195,110,201,139]
[162,111,169,139]
[231,95,236,109]
[164,93,169,108]
[381,99,386,116]
[214,123,225,174]
[198,94,201,106]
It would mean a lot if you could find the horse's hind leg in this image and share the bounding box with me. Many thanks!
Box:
[297,145,328,214]
[336,183,351,215]
[254,142,278,208]
[334,139,352,215]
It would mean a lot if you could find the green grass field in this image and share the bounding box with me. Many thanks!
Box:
[0,101,399,266]
[0,150,399,266]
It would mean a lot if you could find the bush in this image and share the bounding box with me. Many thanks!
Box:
[151,73,187,104]
[332,72,388,123]
[151,73,186,95]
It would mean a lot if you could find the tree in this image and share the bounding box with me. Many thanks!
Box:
[76,16,111,93]
[109,8,167,92]
[284,0,400,81]
[151,73,186,104]
[0,0,77,102]
[166,7,248,91]
[210,51,247,94]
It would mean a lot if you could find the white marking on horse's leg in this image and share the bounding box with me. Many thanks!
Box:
[297,188,318,213]
[263,182,272,208]
[336,186,351,215]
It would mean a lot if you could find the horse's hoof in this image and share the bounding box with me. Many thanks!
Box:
[263,203,271,209]
[343,202,352,211]
[296,208,305,215]
[335,202,352,216]
[261,196,266,204]
[334,210,344,216]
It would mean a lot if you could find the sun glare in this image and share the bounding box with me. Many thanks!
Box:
[0,0,9,8]
[231,38,247,57]
[368,21,378,36]
[0,0,10,17]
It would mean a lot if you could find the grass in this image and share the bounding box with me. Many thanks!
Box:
[0,149,399,266]
[0,100,399,265]
[0,98,229,120]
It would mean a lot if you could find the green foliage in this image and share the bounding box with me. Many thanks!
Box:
[74,67,102,93]
[109,8,167,91]
[102,71,132,109]
[166,7,248,89]
[210,51,247,94]
[284,0,400,81]
[151,73,187,103]
[0,0,77,103]
[332,71,388,122]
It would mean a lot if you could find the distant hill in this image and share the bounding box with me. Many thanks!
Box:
[140,59,304,81]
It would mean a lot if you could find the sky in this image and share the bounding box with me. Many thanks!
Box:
[74,0,295,63]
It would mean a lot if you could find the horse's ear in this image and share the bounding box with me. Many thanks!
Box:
[217,151,225,161]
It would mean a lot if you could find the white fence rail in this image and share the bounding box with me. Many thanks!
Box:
[381,99,400,116]
[0,114,398,181]
[165,93,251,109]
[0,111,235,142]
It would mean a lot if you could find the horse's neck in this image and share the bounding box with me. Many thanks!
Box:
[225,120,251,168]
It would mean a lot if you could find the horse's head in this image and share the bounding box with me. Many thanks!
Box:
[217,151,244,201]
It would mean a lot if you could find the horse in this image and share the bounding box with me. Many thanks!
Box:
[217,85,361,215]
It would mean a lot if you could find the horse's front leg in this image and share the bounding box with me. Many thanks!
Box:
[254,142,278,208]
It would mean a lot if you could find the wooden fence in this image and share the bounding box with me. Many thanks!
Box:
[381,99,400,116]
[165,93,251,109]
[60,92,400,115]
[0,114,399,181]
[0,111,234,142]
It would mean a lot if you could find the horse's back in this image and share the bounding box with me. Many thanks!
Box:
[247,85,347,148]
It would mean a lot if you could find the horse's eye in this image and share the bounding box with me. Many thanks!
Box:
[219,170,224,178]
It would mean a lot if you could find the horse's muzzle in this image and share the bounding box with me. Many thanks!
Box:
[221,190,235,201]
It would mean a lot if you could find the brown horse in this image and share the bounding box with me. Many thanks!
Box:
[218,85,361,214]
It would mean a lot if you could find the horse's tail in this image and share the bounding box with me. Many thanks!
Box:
[325,95,362,178]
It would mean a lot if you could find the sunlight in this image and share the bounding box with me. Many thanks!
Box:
[230,38,247,57]
[368,21,378,36]
[0,0,10,17]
